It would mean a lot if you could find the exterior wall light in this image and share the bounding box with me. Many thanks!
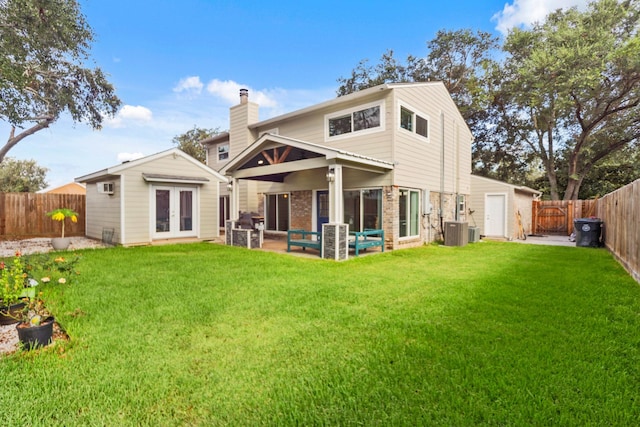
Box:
[326,169,335,182]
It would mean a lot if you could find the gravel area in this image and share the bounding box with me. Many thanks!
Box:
[0,236,107,258]
[1,236,107,355]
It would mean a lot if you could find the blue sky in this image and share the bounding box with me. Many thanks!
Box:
[2,0,589,189]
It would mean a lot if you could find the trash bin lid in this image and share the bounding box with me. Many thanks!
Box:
[573,218,602,223]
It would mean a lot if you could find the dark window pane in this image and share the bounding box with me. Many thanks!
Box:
[266,195,276,230]
[410,191,419,236]
[400,107,413,131]
[329,115,352,136]
[155,190,170,232]
[363,189,381,230]
[416,115,428,138]
[179,190,193,231]
[399,190,408,237]
[343,190,360,231]
[353,106,380,131]
[277,194,289,231]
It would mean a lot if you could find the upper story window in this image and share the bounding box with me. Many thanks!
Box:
[217,143,229,162]
[399,104,429,140]
[326,102,384,140]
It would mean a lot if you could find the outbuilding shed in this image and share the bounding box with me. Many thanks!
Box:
[469,175,542,240]
[76,148,226,246]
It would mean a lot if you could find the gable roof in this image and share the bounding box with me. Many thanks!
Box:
[471,174,542,196]
[43,182,86,194]
[249,82,448,130]
[75,148,227,183]
[220,133,394,180]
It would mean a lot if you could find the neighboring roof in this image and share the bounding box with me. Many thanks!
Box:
[220,133,394,178]
[200,131,230,146]
[471,174,542,196]
[249,81,447,130]
[75,148,227,183]
[44,182,86,194]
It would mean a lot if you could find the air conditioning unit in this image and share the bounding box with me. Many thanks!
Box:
[444,221,469,246]
[468,226,480,243]
[98,182,114,195]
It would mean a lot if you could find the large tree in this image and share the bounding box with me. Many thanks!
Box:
[172,126,221,164]
[0,0,121,163]
[492,0,640,199]
[337,1,640,199]
[0,157,47,192]
[336,30,520,182]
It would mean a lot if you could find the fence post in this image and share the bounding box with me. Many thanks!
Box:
[532,200,538,235]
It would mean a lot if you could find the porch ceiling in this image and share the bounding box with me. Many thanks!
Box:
[221,133,393,182]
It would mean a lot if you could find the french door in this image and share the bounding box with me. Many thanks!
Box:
[316,190,329,233]
[153,186,197,238]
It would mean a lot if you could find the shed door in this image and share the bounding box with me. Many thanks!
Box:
[153,186,197,239]
[485,194,506,237]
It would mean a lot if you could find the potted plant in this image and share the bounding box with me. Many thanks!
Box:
[0,252,29,325]
[46,208,79,250]
[16,291,54,349]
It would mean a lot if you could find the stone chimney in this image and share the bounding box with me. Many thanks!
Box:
[239,88,249,104]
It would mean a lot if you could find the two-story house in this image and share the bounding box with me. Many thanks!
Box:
[203,82,472,259]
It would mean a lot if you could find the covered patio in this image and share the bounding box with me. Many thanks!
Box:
[220,133,394,260]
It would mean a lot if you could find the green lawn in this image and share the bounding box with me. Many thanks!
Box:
[2,241,639,426]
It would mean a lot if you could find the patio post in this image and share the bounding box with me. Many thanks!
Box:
[228,177,239,220]
[323,164,348,260]
[327,164,343,223]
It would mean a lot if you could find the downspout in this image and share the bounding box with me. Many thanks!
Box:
[454,121,460,221]
[439,111,445,240]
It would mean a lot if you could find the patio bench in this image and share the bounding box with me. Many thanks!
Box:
[287,229,321,254]
[349,229,385,256]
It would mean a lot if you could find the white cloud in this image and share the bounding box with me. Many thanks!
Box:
[492,0,590,35]
[206,79,278,108]
[105,105,153,128]
[173,76,204,94]
[117,152,145,162]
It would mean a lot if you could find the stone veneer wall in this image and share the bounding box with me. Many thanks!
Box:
[225,219,262,249]
[322,223,348,260]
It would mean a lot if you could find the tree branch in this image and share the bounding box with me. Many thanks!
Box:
[0,117,54,163]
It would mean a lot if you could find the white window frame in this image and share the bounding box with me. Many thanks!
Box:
[264,192,291,232]
[343,187,383,232]
[217,143,230,163]
[399,188,421,239]
[324,101,385,141]
[398,102,430,142]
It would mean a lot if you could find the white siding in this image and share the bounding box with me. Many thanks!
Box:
[85,179,121,243]
[252,91,395,163]
[470,175,538,239]
[120,154,219,245]
[392,84,473,196]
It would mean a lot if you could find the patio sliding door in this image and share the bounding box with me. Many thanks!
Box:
[153,186,197,239]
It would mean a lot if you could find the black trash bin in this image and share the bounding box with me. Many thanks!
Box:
[574,218,603,247]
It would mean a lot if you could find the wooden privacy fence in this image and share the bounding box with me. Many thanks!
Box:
[596,179,640,283]
[532,199,598,235]
[0,193,85,240]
